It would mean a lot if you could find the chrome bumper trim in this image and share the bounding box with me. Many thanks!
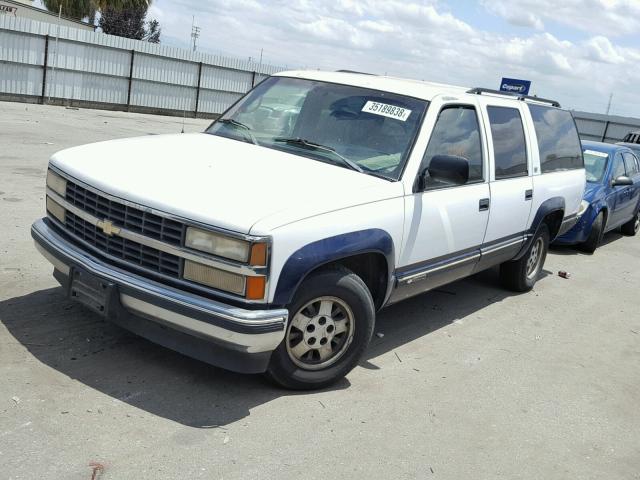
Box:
[31,219,287,354]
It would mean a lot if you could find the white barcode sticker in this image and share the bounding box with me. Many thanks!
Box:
[362,101,412,122]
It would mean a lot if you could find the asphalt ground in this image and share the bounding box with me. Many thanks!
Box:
[1,101,639,480]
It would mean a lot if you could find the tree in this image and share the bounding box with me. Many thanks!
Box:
[144,19,160,43]
[42,0,151,23]
[98,6,161,43]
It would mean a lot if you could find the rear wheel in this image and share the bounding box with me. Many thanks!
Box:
[500,224,550,292]
[266,267,375,390]
[579,211,604,253]
[621,210,640,236]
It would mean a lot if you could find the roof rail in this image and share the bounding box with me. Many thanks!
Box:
[336,69,376,76]
[467,87,561,108]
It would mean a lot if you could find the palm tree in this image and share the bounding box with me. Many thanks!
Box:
[42,0,151,23]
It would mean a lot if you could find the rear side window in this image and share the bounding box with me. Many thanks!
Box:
[623,152,639,176]
[421,105,484,188]
[529,105,583,173]
[487,106,528,179]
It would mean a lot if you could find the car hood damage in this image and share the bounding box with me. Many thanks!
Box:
[50,133,402,235]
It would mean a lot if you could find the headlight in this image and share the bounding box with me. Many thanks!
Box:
[46,197,66,223]
[577,200,589,218]
[185,227,251,262]
[183,260,266,299]
[46,169,67,197]
[183,260,246,295]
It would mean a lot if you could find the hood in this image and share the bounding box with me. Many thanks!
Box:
[50,133,402,235]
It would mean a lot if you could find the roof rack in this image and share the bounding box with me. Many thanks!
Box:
[467,87,561,108]
[335,69,376,76]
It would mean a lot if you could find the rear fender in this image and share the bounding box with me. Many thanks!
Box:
[514,197,565,260]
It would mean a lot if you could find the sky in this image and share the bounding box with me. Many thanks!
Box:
[40,0,640,117]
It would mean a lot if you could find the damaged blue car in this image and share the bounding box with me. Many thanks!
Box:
[555,141,640,253]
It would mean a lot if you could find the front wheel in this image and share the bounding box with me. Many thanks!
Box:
[500,224,550,292]
[266,267,375,390]
[579,211,604,253]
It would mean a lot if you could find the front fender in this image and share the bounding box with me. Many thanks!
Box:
[271,229,395,307]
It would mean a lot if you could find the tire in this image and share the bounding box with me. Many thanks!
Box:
[266,266,375,390]
[579,211,604,253]
[500,224,550,292]
[620,210,640,236]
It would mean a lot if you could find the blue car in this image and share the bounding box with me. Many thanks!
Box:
[555,141,640,252]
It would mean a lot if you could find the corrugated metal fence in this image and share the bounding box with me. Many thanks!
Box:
[4,15,640,134]
[573,111,640,144]
[0,15,286,117]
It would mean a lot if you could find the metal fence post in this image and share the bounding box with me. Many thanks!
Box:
[601,121,610,142]
[194,61,203,117]
[126,49,135,110]
[251,71,256,88]
[41,35,50,104]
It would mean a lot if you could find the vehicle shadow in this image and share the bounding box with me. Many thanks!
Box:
[0,267,532,428]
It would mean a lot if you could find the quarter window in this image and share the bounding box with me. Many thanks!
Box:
[420,105,483,189]
[487,106,528,179]
[528,105,583,173]
[612,153,626,179]
[623,152,639,176]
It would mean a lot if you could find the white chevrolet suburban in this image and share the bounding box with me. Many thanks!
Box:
[33,71,586,389]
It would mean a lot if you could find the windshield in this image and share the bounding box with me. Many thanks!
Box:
[583,149,609,183]
[206,76,429,180]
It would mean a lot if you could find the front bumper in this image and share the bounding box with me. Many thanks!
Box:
[554,210,594,245]
[31,218,288,374]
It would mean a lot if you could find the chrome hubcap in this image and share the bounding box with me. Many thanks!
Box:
[634,214,639,233]
[526,237,544,279]
[286,296,354,370]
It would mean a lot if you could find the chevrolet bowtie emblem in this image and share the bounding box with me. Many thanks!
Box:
[97,219,121,237]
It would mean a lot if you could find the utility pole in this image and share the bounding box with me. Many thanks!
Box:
[47,4,62,103]
[605,93,613,115]
[191,16,200,52]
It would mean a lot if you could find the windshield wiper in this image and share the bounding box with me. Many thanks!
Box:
[274,137,363,173]
[217,118,259,145]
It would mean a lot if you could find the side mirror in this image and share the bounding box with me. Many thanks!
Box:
[612,175,633,187]
[419,155,470,190]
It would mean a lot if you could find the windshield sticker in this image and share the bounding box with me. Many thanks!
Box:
[362,101,412,121]
[584,150,608,158]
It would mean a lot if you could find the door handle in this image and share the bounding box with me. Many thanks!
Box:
[479,198,490,211]
[525,189,533,201]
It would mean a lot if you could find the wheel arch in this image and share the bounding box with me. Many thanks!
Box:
[272,229,395,310]
[599,205,609,231]
[515,197,565,260]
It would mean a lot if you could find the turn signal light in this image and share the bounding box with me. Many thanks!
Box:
[249,243,268,266]
[246,276,266,300]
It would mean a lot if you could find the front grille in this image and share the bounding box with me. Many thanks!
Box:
[65,211,182,276]
[62,180,186,278]
[65,181,184,246]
